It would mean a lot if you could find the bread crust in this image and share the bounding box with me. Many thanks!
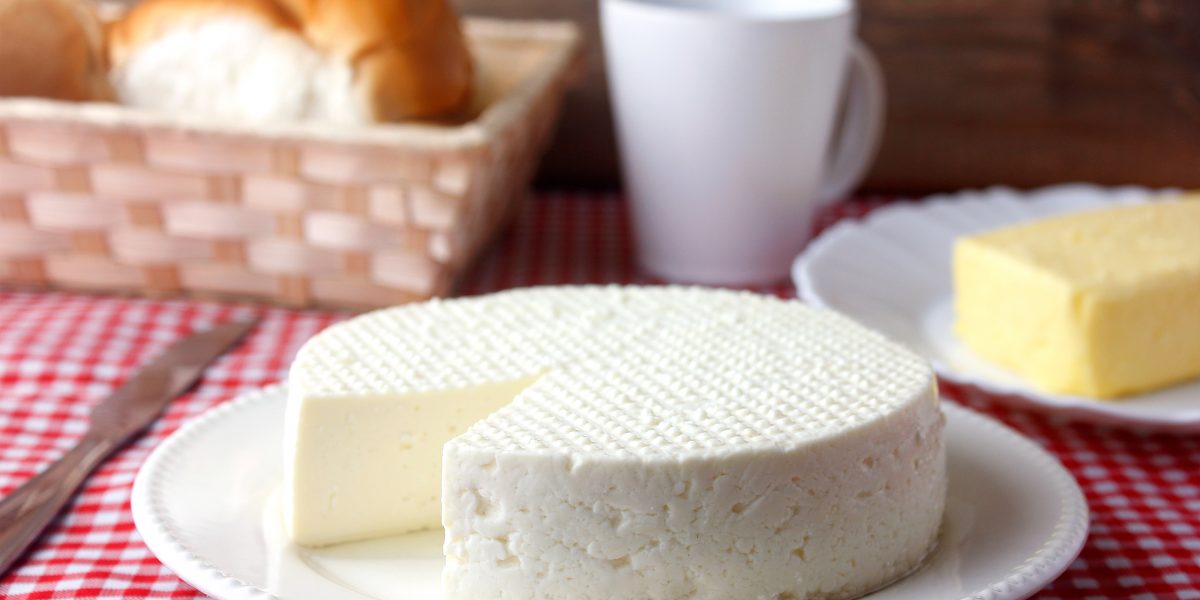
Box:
[107,0,472,122]
[278,0,473,120]
[107,0,303,69]
[0,0,114,101]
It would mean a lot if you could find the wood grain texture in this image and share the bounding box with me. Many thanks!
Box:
[458,0,1200,191]
[864,0,1200,191]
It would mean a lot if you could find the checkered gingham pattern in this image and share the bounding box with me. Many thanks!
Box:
[1,192,1198,599]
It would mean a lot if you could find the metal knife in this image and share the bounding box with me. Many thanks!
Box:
[0,319,258,576]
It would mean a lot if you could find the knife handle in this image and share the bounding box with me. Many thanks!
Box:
[0,433,116,576]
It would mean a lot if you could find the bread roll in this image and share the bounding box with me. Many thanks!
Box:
[108,0,363,123]
[108,0,302,70]
[108,0,473,123]
[278,0,474,120]
[0,0,114,101]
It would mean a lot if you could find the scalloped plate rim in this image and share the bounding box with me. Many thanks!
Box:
[131,386,279,600]
[794,183,1200,430]
[132,385,1089,600]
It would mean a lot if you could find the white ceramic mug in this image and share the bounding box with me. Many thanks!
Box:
[602,0,885,285]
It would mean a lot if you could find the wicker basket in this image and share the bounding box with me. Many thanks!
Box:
[0,18,582,309]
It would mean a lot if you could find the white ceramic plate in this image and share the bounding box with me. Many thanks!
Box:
[132,385,1088,600]
[794,183,1200,431]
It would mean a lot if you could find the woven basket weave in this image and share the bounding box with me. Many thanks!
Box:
[0,18,582,309]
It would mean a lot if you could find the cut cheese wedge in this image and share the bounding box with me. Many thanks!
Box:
[954,197,1200,398]
[284,286,945,599]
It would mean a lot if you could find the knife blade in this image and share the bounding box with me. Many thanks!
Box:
[0,318,258,577]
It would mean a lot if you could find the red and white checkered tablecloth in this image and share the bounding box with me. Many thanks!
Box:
[0,193,1198,599]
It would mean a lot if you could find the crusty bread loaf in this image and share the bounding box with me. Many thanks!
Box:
[277,0,474,120]
[108,0,473,123]
[108,0,363,123]
[0,0,114,101]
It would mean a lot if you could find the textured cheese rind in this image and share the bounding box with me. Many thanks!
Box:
[444,406,942,600]
[954,198,1200,398]
[284,286,946,598]
[437,288,944,600]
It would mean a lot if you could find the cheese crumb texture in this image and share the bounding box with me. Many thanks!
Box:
[285,286,945,599]
[954,198,1200,398]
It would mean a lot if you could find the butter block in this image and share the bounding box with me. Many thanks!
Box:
[954,197,1200,398]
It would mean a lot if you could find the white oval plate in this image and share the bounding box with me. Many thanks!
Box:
[132,385,1088,600]
[794,183,1200,431]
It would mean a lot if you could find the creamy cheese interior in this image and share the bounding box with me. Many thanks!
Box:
[283,378,536,544]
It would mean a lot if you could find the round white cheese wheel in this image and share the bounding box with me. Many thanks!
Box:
[285,286,945,599]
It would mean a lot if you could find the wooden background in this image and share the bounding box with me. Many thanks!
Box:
[454,0,1200,192]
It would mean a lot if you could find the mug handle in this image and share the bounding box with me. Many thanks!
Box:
[819,41,886,203]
